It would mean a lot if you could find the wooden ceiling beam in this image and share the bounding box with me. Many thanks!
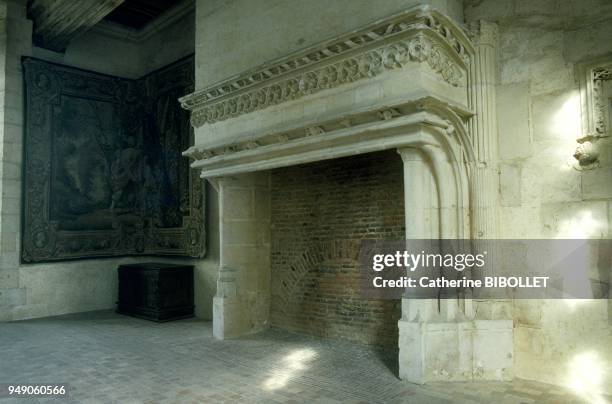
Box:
[28,0,124,52]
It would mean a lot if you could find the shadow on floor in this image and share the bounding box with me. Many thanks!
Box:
[375,347,400,379]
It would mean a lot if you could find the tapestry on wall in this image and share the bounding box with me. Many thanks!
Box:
[21,56,205,263]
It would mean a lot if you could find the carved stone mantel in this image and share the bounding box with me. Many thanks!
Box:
[180,6,471,127]
[180,6,474,177]
[183,98,473,178]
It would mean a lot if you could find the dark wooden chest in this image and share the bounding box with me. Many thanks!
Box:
[117,263,194,322]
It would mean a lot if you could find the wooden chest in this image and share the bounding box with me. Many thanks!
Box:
[116,263,194,322]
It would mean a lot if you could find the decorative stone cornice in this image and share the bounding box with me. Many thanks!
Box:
[179,6,473,128]
[182,96,474,178]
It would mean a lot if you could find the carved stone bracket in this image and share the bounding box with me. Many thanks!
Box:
[179,6,473,128]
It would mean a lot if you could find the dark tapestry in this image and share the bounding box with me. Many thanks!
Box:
[22,56,205,262]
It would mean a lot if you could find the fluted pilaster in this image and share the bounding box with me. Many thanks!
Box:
[467,20,499,244]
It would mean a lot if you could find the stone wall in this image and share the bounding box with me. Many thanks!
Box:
[194,0,462,90]
[0,0,217,322]
[0,0,34,320]
[270,151,404,348]
[466,0,612,394]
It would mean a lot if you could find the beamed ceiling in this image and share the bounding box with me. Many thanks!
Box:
[104,0,183,30]
[27,0,189,52]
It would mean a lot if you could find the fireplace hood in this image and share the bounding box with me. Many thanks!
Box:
[179,5,474,178]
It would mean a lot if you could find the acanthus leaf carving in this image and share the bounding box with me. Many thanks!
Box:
[187,36,464,127]
[180,7,473,128]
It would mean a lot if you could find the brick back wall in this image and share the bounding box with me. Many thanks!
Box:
[270,150,404,348]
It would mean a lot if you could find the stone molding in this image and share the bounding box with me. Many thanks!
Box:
[576,56,612,168]
[466,20,498,48]
[465,20,500,252]
[591,64,612,137]
[179,6,473,128]
[183,97,474,178]
[466,20,498,164]
[578,57,612,138]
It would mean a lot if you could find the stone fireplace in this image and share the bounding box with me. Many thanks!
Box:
[180,5,513,384]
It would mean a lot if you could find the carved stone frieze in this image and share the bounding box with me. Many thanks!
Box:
[592,65,612,136]
[22,56,206,262]
[575,58,612,168]
[179,6,473,128]
[579,58,612,138]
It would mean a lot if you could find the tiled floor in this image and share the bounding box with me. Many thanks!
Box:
[0,311,603,403]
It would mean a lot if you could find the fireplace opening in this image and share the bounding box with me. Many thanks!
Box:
[270,149,404,362]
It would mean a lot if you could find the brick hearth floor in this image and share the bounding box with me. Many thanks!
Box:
[0,311,601,403]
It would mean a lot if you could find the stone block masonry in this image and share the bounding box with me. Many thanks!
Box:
[270,150,404,348]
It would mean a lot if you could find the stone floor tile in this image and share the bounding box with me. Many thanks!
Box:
[0,311,606,404]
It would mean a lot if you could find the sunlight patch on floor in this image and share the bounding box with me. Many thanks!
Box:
[262,348,318,390]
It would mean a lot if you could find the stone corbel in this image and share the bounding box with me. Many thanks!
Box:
[573,138,600,169]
